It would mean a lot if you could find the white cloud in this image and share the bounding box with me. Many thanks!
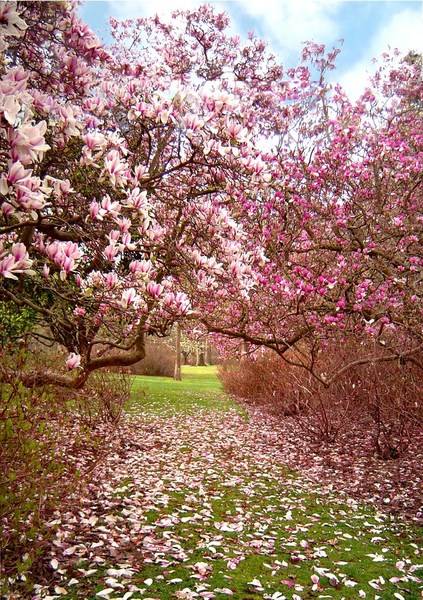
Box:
[340,8,423,99]
[107,0,206,20]
[226,0,341,59]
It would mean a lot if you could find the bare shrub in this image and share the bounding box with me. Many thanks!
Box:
[218,353,301,415]
[219,340,422,453]
[298,354,422,456]
[64,369,130,425]
[0,349,130,589]
[286,367,362,444]
[356,358,422,459]
[0,379,80,585]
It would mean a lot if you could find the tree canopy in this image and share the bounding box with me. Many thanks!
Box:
[0,2,421,387]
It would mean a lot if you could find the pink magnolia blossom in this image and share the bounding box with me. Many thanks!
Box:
[0,2,27,43]
[163,292,191,314]
[89,200,103,220]
[0,161,31,194]
[104,243,119,262]
[0,66,28,93]
[104,272,118,289]
[129,259,152,275]
[120,287,139,309]
[8,121,50,164]
[146,282,164,299]
[65,352,81,370]
[104,149,127,187]
[101,195,121,218]
[124,187,148,210]
[0,93,20,125]
[0,242,33,280]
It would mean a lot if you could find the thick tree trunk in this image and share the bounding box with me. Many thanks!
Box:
[174,322,182,380]
[196,347,206,366]
[205,338,212,365]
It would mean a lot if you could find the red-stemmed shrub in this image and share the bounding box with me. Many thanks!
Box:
[219,339,422,453]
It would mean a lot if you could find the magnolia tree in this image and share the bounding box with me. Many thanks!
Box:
[0,3,281,388]
[196,48,423,382]
[1,2,421,390]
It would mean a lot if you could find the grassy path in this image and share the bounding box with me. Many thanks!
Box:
[33,367,421,599]
[127,366,237,415]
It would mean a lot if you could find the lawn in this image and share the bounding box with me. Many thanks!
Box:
[127,365,240,415]
[23,366,422,599]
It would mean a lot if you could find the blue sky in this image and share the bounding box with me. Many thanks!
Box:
[80,0,423,95]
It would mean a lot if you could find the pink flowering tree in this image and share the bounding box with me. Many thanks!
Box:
[0,3,282,388]
[1,3,421,390]
[198,47,423,382]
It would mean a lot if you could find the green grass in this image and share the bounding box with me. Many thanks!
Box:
[17,366,422,599]
[121,367,423,599]
[127,365,243,416]
[70,474,422,600]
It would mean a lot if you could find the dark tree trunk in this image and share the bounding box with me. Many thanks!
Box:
[196,348,206,366]
[205,338,212,365]
[174,322,181,380]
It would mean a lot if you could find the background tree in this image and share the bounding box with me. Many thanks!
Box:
[174,321,182,380]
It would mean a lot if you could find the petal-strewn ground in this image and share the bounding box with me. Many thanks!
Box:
[11,368,422,599]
